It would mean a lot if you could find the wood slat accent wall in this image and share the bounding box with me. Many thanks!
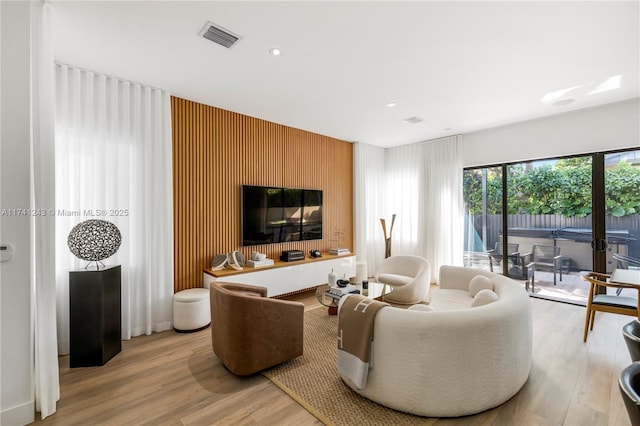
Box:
[171,97,354,292]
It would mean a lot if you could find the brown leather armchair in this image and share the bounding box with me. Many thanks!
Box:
[209,282,304,375]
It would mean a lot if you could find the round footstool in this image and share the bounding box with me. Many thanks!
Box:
[173,288,211,332]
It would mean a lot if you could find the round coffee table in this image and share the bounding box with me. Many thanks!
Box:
[315,281,391,315]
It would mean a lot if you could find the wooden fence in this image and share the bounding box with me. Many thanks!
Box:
[466,214,639,257]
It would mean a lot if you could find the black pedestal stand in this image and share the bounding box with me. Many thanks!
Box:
[69,265,121,367]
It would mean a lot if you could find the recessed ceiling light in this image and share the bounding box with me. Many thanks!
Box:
[269,48,282,56]
[386,102,397,108]
[552,98,575,107]
[444,128,452,131]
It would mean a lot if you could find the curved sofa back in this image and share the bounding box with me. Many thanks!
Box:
[346,265,532,417]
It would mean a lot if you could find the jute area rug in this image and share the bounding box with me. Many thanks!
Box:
[261,307,433,426]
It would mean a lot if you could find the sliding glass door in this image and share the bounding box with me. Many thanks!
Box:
[604,150,640,275]
[463,148,639,305]
[463,167,503,273]
[505,157,594,303]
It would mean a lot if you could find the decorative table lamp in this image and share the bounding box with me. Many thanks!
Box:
[67,219,122,269]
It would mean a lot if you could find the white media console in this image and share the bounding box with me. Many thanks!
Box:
[203,253,356,297]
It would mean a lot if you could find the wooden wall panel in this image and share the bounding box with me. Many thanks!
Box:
[171,97,354,292]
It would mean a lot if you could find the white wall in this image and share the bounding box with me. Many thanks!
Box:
[463,98,640,167]
[1,1,35,425]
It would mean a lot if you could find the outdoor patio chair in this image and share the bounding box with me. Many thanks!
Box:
[524,244,569,289]
[583,271,640,342]
[624,320,640,362]
[613,253,640,295]
[614,253,640,270]
[487,242,520,273]
[463,251,493,271]
[619,361,640,426]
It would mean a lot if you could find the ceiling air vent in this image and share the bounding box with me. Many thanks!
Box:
[402,116,425,124]
[199,22,241,49]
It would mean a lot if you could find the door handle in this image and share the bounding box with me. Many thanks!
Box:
[591,238,608,252]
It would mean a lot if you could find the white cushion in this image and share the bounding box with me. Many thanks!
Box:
[408,304,434,312]
[430,289,474,311]
[469,275,493,297]
[471,289,499,307]
[377,273,413,286]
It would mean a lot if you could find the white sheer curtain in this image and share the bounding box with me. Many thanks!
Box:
[354,136,464,282]
[417,136,465,279]
[30,1,59,419]
[55,64,174,354]
[385,143,422,255]
[353,142,386,276]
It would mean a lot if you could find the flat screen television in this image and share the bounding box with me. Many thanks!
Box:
[241,185,323,246]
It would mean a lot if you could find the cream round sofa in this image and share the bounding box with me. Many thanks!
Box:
[338,265,532,417]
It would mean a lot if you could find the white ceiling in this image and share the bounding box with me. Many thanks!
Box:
[51,1,640,148]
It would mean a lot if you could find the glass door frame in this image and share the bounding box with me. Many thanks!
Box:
[466,148,638,278]
[592,152,607,273]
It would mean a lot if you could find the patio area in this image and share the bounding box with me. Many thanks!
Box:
[498,268,638,306]
[465,250,639,305]
[523,269,589,305]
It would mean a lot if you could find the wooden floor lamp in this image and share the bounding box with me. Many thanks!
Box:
[380,214,396,258]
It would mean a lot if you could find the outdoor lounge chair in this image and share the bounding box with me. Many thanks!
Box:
[487,242,520,273]
[614,253,640,270]
[524,244,569,289]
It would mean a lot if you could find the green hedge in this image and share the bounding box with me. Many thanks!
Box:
[464,159,640,217]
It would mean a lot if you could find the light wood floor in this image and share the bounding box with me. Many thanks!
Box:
[526,270,590,305]
[32,288,634,426]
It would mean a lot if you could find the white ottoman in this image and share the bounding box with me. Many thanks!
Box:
[173,288,211,332]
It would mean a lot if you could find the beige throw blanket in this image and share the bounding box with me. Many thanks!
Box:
[337,294,389,389]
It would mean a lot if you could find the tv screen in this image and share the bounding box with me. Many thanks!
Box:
[241,185,323,246]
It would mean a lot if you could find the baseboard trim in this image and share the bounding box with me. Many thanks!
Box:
[1,399,34,426]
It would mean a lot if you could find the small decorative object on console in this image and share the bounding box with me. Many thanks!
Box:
[247,258,274,268]
[251,251,267,261]
[212,251,246,271]
[336,278,350,288]
[211,253,229,270]
[227,251,245,271]
[280,250,305,262]
[329,248,350,255]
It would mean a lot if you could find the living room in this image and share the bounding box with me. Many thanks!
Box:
[2,1,639,425]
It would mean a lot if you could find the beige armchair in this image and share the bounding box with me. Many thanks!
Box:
[376,255,431,304]
[209,282,304,375]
